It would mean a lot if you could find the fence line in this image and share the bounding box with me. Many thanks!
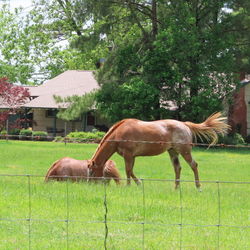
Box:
[1,138,250,248]
[1,175,249,249]
[2,133,250,148]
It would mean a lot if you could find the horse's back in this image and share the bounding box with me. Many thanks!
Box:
[113,119,192,156]
[47,157,88,180]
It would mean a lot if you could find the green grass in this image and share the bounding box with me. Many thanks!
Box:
[0,140,249,249]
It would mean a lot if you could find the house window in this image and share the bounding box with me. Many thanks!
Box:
[87,112,95,126]
[46,109,57,118]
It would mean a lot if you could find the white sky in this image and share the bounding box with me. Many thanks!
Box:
[8,0,32,9]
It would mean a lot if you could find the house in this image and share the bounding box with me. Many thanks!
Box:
[22,70,110,136]
[228,73,250,138]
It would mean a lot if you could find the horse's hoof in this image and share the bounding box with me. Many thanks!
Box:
[136,180,142,186]
[197,187,202,192]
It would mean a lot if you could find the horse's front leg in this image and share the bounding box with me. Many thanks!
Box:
[124,155,141,185]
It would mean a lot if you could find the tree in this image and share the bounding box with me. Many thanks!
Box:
[227,0,250,73]
[0,0,108,84]
[0,77,30,129]
[54,91,96,121]
[95,0,242,122]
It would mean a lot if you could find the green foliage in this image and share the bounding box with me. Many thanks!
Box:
[55,91,97,121]
[218,133,245,145]
[1,0,248,122]
[96,0,241,122]
[32,131,48,137]
[8,128,20,135]
[66,130,105,142]
[96,77,164,121]
[19,129,32,136]
[0,130,7,135]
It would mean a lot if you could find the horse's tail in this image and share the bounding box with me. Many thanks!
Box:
[44,159,60,182]
[184,112,230,145]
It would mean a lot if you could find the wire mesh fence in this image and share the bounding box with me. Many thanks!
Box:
[0,137,250,248]
[0,174,249,249]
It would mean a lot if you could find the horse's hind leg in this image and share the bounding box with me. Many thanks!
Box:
[168,149,182,189]
[180,148,201,189]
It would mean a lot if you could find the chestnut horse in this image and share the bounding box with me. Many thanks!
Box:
[45,157,120,185]
[88,113,229,189]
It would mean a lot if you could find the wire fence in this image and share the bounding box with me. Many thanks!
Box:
[0,174,249,249]
[2,133,250,149]
[0,138,250,248]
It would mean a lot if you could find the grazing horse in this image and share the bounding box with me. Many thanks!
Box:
[45,157,120,185]
[88,113,229,189]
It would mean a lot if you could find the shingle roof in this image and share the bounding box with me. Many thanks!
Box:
[23,70,99,109]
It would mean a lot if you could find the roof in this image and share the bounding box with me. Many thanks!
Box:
[23,70,99,109]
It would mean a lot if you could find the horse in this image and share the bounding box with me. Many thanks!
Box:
[88,112,229,189]
[45,157,121,185]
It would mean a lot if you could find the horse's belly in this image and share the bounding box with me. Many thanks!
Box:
[133,143,168,156]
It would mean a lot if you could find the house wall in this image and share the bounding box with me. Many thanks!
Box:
[32,109,83,136]
[32,109,110,136]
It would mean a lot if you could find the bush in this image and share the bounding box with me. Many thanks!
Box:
[245,135,250,144]
[32,131,48,141]
[9,128,20,135]
[8,128,20,140]
[66,131,105,143]
[0,130,7,135]
[0,130,7,139]
[218,133,245,145]
[19,129,32,136]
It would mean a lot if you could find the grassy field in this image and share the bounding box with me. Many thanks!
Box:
[0,140,249,249]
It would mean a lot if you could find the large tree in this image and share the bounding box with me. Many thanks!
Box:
[1,0,248,123]
[0,0,108,84]
[94,0,242,122]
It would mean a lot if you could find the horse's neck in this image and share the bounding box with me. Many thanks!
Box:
[93,141,116,167]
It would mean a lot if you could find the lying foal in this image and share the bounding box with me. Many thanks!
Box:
[45,157,120,185]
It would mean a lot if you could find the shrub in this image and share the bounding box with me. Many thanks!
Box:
[218,133,245,145]
[245,135,250,144]
[0,130,7,135]
[66,131,105,143]
[0,130,7,139]
[32,131,48,141]
[9,128,20,135]
[19,129,32,136]
[32,131,48,136]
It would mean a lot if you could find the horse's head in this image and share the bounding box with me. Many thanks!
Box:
[87,160,103,179]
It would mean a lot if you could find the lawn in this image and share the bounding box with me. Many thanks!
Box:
[0,140,249,249]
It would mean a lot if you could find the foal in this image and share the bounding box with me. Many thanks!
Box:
[45,157,120,185]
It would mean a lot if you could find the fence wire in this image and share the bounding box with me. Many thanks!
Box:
[0,175,249,249]
[2,133,250,149]
[0,138,250,249]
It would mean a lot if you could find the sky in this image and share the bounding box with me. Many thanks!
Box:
[9,0,32,9]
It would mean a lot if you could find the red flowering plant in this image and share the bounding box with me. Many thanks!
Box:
[0,77,30,130]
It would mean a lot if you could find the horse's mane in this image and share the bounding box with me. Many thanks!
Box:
[91,119,127,160]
